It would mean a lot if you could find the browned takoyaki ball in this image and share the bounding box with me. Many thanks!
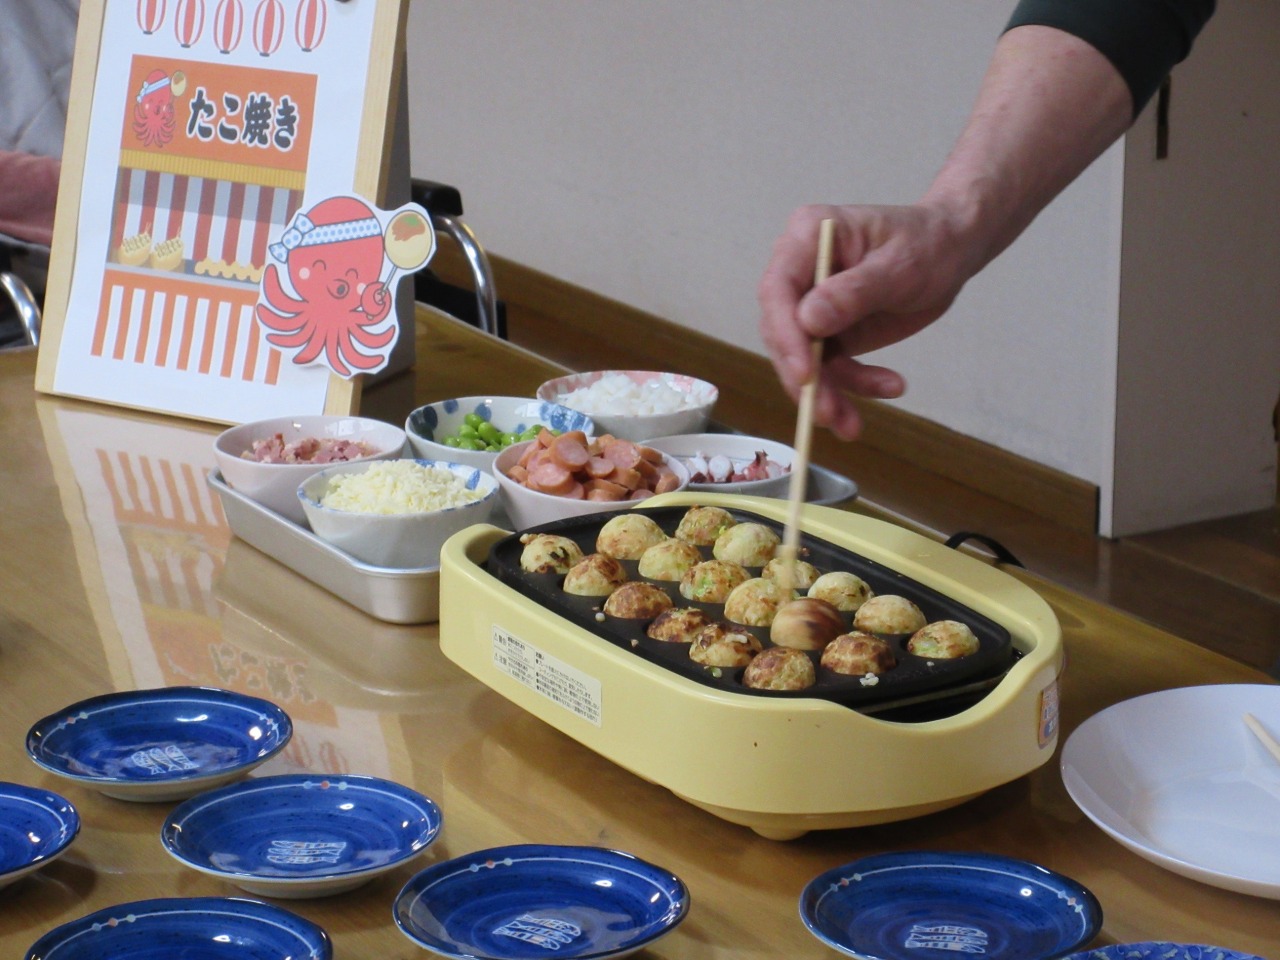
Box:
[723,577,796,627]
[679,559,751,604]
[646,607,715,643]
[602,581,674,620]
[595,513,667,560]
[637,537,703,582]
[673,505,736,546]
[712,522,780,567]
[761,557,821,590]
[853,595,927,635]
[689,622,763,667]
[821,631,898,676]
[769,597,845,651]
[807,571,874,613]
[742,646,816,691]
[907,620,980,659]
[563,553,628,597]
[519,533,585,575]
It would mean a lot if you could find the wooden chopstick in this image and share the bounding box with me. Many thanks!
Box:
[777,218,836,594]
[1244,713,1280,766]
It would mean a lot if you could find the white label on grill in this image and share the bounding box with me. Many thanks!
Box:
[491,627,602,726]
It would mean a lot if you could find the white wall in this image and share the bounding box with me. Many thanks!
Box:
[404,1,1276,535]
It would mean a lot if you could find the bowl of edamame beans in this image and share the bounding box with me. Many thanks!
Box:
[405,396,596,470]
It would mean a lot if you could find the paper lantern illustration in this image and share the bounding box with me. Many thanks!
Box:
[137,0,166,34]
[173,0,205,48]
[294,0,327,52]
[213,0,244,54]
[252,0,285,57]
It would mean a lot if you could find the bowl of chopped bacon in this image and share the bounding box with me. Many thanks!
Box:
[493,430,689,530]
[214,415,406,524]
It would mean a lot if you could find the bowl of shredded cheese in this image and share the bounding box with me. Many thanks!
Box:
[298,458,498,568]
[536,370,717,441]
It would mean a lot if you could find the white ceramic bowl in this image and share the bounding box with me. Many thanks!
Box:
[404,396,596,470]
[214,415,406,524]
[641,433,796,499]
[536,370,717,442]
[493,439,690,530]
[299,458,498,569]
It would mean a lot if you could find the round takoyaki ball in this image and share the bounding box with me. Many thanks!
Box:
[679,559,751,604]
[821,631,898,676]
[563,553,628,597]
[637,537,703,582]
[769,597,845,651]
[712,522,781,568]
[761,557,821,590]
[603,581,675,620]
[807,570,874,613]
[646,607,715,643]
[674,505,737,547]
[689,622,763,667]
[742,646,817,691]
[853,595,927,635]
[723,577,796,628]
[595,512,668,560]
[907,620,980,659]
[519,533,585,575]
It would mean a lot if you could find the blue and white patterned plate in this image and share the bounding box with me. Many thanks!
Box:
[161,774,443,898]
[1066,945,1268,960]
[0,782,80,890]
[393,844,690,960]
[800,851,1103,960]
[26,686,292,802]
[23,896,331,959]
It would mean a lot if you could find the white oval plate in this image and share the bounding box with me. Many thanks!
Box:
[1060,683,1280,898]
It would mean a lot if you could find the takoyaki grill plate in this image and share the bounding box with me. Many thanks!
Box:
[484,504,1015,711]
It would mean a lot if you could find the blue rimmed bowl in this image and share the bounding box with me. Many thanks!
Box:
[161,774,443,899]
[799,851,1102,960]
[406,396,596,470]
[23,896,332,959]
[1065,946,1269,960]
[26,686,292,802]
[0,782,80,889]
[393,843,690,960]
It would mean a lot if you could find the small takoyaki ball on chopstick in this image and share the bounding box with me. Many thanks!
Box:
[853,595,927,636]
[907,620,980,659]
[689,622,763,667]
[821,631,898,676]
[807,570,874,613]
[674,505,736,546]
[679,559,751,604]
[712,522,781,568]
[646,607,715,643]
[563,553,628,597]
[769,597,845,651]
[637,537,703,581]
[723,577,796,628]
[603,581,674,620]
[761,557,821,590]
[519,533,585,575]
[596,512,667,560]
[742,646,816,691]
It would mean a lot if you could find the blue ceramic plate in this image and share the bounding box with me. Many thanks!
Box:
[162,774,443,898]
[393,844,690,960]
[1066,946,1268,960]
[23,896,331,959]
[0,782,80,889]
[800,851,1103,960]
[26,686,292,802]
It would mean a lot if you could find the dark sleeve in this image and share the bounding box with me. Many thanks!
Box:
[1004,0,1217,117]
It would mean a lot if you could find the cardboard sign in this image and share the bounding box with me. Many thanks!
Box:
[35,0,410,423]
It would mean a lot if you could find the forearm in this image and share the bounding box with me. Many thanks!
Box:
[920,25,1133,276]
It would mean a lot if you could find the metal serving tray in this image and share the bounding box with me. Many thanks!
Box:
[208,471,439,624]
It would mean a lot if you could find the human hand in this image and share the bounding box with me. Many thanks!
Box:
[758,202,981,439]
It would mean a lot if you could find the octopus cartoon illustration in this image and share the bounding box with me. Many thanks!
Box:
[133,68,178,148]
[256,196,398,378]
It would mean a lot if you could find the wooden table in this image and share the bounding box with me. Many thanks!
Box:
[1,309,1275,957]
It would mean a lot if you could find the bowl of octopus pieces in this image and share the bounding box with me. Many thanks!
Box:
[493,429,690,529]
